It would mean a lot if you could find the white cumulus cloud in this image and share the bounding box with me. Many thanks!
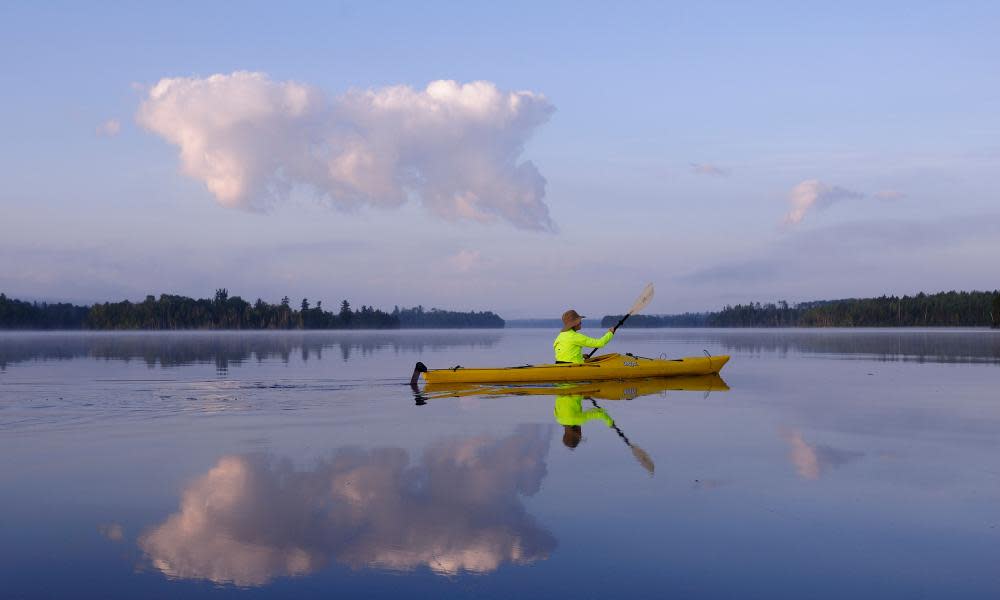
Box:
[137,72,556,230]
[783,179,864,225]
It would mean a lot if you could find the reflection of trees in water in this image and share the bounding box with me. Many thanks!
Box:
[139,425,556,586]
[697,330,1000,364]
[0,332,501,372]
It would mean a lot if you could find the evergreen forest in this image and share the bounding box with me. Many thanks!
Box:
[602,290,1000,328]
[393,305,505,328]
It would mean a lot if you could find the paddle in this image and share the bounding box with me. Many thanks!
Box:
[589,398,655,476]
[586,283,655,359]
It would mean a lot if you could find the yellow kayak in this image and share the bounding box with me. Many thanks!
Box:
[421,373,730,401]
[413,352,730,384]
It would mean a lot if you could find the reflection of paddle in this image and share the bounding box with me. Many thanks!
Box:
[589,398,655,476]
[587,283,655,359]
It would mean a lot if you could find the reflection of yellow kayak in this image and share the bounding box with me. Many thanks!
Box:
[422,374,730,401]
[417,352,729,384]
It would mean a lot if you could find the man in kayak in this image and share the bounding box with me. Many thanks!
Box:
[553,309,615,364]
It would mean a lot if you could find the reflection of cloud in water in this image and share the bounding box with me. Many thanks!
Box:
[780,428,864,480]
[140,425,555,586]
[98,522,125,542]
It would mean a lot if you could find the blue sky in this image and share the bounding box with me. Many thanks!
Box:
[1,1,998,317]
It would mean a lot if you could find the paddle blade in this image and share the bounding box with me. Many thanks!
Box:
[631,445,655,476]
[628,283,655,316]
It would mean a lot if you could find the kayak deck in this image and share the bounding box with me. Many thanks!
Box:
[417,352,730,384]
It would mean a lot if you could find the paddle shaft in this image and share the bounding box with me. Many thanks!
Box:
[584,283,653,360]
[585,314,630,359]
[589,397,632,446]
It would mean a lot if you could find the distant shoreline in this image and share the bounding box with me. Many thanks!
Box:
[3,289,998,330]
[602,290,1000,329]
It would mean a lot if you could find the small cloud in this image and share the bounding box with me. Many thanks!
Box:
[690,163,731,177]
[96,119,121,137]
[783,179,863,225]
[447,249,482,273]
[874,190,906,201]
[98,522,125,542]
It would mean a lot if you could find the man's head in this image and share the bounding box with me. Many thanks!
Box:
[561,309,584,332]
[562,425,582,448]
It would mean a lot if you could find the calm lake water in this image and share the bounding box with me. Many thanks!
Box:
[2,329,998,599]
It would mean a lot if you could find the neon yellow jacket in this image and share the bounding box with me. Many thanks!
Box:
[553,329,613,363]
[554,394,614,427]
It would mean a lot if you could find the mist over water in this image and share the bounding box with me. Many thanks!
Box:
[0,330,503,372]
[1,329,998,598]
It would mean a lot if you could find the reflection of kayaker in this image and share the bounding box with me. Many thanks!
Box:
[554,393,614,448]
[552,392,655,475]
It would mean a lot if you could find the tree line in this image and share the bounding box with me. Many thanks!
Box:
[602,290,1000,328]
[0,295,90,329]
[0,290,505,330]
[393,305,504,328]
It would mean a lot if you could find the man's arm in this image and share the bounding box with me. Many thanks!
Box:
[570,329,614,348]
